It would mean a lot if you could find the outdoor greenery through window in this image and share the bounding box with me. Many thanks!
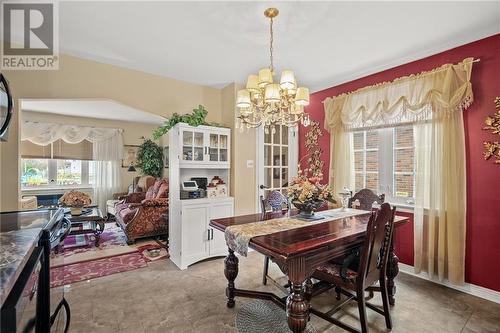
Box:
[21,159,95,188]
[353,125,415,204]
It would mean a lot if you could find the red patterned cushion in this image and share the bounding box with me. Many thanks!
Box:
[118,207,137,224]
[145,186,156,200]
[317,262,358,282]
[156,181,169,199]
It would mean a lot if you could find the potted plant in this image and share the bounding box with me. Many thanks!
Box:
[136,139,163,178]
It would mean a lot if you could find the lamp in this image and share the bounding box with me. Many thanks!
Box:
[127,165,136,172]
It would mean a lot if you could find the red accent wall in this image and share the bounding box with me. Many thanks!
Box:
[299,34,500,291]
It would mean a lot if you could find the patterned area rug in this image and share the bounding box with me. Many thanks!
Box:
[50,222,168,287]
[236,300,317,333]
[50,252,147,287]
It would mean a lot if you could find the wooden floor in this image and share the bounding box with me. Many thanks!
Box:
[64,251,500,332]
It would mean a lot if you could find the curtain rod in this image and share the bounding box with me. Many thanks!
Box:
[321,58,480,103]
[23,120,124,132]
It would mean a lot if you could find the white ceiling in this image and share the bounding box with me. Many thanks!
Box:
[55,2,500,92]
[21,99,167,125]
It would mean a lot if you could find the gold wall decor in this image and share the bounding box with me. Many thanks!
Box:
[482,97,500,164]
[304,120,325,176]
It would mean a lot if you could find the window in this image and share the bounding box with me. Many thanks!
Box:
[352,125,415,204]
[21,159,95,188]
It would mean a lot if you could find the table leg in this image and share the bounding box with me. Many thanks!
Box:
[287,282,309,333]
[224,248,239,308]
[387,233,399,306]
[94,220,105,247]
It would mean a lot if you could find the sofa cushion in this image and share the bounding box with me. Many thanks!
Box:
[118,207,138,224]
[156,181,169,199]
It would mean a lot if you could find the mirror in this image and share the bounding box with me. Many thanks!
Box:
[0,74,13,141]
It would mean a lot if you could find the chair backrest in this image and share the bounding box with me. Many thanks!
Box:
[357,203,396,287]
[134,175,155,193]
[260,190,289,214]
[348,188,385,211]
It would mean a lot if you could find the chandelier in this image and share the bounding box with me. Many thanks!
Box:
[236,7,310,133]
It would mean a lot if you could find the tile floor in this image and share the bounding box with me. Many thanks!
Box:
[64,252,500,332]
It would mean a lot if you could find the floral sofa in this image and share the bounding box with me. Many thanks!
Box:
[115,178,168,244]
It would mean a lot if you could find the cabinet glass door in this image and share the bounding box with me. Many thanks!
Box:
[208,133,229,162]
[182,130,205,161]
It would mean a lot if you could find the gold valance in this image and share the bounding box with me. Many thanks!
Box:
[324,58,475,132]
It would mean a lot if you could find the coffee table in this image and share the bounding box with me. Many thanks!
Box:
[65,207,106,247]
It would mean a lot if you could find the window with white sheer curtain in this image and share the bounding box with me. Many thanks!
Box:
[324,58,474,285]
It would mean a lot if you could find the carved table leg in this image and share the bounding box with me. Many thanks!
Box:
[224,248,239,308]
[387,233,399,306]
[304,278,313,321]
[286,258,309,333]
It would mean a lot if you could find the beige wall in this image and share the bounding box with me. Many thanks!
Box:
[220,83,257,215]
[21,111,159,191]
[1,53,221,211]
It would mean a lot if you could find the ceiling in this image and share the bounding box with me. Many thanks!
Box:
[54,2,500,92]
[21,100,167,125]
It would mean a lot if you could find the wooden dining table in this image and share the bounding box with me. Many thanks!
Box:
[209,208,409,333]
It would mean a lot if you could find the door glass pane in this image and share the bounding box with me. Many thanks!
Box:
[273,126,280,145]
[220,149,228,162]
[282,126,288,145]
[220,135,228,149]
[193,147,204,161]
[183,131,193,145]
[272,146,280,166]
[264,129,271,144]
[281,168,289,188]
[21,159,49,187]
[209,148,218,161]
[264,145,271,166]
[56,160,82,186]
[210,134,218,148]
[264,168,272,188]
[273,167,280,188]
[194,132,204,147]
[182,146,193,161]
[281,147,288,166]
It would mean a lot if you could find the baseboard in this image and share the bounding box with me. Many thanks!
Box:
[399,263,500,304]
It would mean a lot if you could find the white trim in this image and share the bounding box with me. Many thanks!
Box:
[399,263,500,304]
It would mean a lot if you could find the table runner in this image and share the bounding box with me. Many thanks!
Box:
[225,208,369,256]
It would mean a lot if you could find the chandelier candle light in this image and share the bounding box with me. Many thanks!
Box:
[236,7,311,134]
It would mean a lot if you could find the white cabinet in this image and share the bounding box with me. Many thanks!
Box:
[170,197,234,270]
[178,124,230,168]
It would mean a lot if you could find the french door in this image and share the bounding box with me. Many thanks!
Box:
[256,125,298,211]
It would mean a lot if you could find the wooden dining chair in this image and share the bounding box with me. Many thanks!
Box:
[311,203,396,333]
[260,191,289,285]
[348,188,385,211]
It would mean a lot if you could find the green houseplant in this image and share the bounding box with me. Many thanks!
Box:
[136,139,163,178]
[153,105,225,139]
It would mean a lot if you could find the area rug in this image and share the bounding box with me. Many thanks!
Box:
[236,300,317,333]
[50,252,147,288]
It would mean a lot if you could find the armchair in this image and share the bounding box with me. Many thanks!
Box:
[115,178,169,244]
[106,175,155,217]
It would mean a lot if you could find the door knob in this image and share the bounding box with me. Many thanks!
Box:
[259,185,269,190]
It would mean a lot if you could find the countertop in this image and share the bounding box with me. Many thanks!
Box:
[0,209,57,306]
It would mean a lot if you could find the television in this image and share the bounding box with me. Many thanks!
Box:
[0,74,13,142]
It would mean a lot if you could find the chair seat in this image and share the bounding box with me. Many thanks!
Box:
[316,262,358,282]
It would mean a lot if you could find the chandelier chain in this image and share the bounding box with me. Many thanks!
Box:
[269,17,274,73]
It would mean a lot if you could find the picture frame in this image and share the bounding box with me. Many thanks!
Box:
[122,145,140,168]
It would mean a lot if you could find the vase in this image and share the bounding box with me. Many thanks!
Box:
[70,207,83,215]
[293,200,324,218]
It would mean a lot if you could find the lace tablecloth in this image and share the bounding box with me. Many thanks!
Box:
[225,208,369,256]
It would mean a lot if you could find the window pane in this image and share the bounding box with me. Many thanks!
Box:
[366,150,378,172]
[56,160,82,186]
[395,148,414,173]
[281,126,288,145]
[264,168,272,188]
[366,130,379,149]
[272,146,281,166]
[282,146,288,167]
[395,174,414,198]
[354,151,364,172]
[273,167,280,188]
[264,145,271,166]
[21,159,49,187]
[89,161,95,185]
[395,126,414,147]
[273,126,280,145]
[366,173,379,193]
[281,168,289,188]
[353,132,364,150]
[355,173,364,192]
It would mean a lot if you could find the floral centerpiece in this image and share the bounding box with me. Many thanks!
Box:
[59,190,92,215]
[288,168,336,217]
